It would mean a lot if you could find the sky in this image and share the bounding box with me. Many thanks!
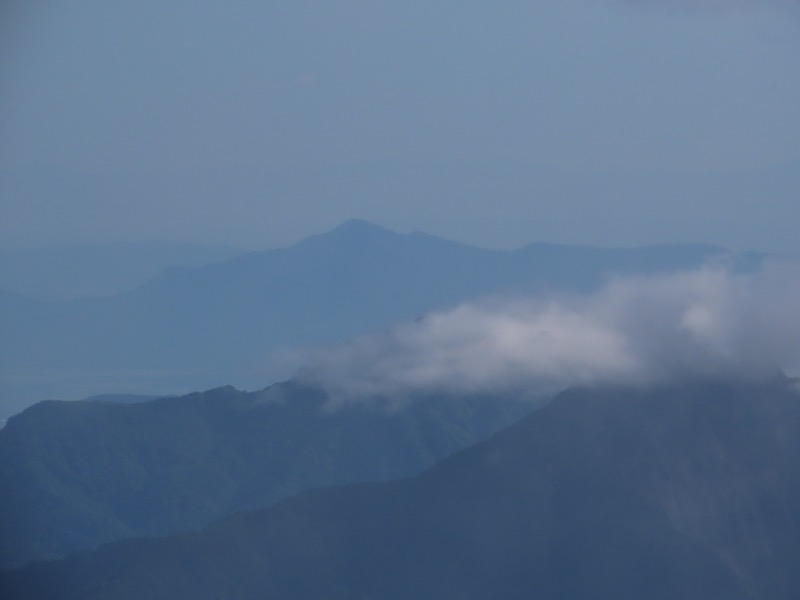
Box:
[1,0,799,253]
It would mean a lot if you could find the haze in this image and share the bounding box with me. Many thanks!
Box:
[2,0,799,253]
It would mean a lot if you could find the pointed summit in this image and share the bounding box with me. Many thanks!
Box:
[294,219,399,252]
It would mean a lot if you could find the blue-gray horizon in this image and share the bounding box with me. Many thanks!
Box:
[1,0,797,254]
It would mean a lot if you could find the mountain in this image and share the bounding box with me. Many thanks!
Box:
[0,241,244,301]
[0,380,532,568]
[78,393,167,405]
[0,220,759,416]
[4,378,798,599]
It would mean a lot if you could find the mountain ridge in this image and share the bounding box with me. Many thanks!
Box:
[4,377,798,599]
[0,220,763,417]
[0,241,244,301]
[0,380,533,568]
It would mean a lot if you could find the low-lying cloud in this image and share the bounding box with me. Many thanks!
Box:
[296,261,800,403]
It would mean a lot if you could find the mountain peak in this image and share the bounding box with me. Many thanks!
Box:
[292,219,399,252]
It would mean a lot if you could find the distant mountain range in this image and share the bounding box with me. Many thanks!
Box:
[4,377,798,599]
[0,380,533,568]
[0,220,763,416]
[0,241,243,301]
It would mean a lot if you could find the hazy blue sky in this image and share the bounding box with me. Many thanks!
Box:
[2,0,799,252]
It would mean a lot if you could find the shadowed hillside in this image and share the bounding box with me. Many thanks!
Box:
[0,380,532,568]
[3,378,799,599]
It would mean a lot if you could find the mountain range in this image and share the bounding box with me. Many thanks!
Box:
[0,380,532,568]
[0,241,243,301]
[0,220,763,416]
[3,378,798,599]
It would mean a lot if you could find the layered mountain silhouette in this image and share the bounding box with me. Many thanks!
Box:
[3,378,799,599]
[0,241,243,301]
[0,220,761,415]
[0,380,531,567]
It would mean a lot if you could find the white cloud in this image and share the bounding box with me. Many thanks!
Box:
[294,260,800,404]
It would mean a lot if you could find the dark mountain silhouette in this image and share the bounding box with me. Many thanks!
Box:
[4,378,799,600]
[78,393,166,404]
[0,381,531,568]
[0,220,759,415]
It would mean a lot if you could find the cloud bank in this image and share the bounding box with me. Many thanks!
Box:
[295,261,800,403]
